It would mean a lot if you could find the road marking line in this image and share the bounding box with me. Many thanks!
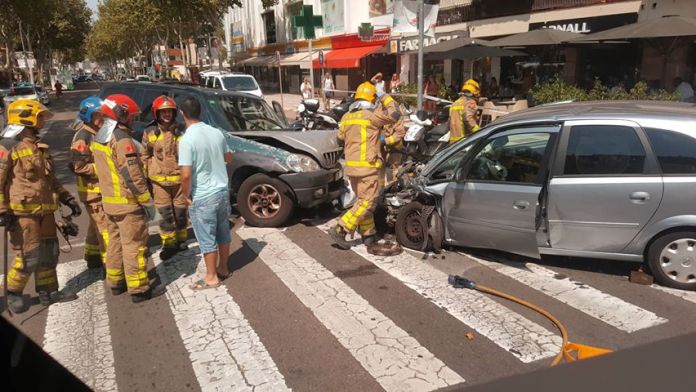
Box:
[238,226,465,391]
[43,260,118,392]
[651,284,696,305]
[153,242,289,392]
[459,252,668,332]
[316,220,562,363]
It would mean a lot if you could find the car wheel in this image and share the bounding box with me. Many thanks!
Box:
[395,202,429,251]
[237,173,294,227]
[647,231,696,290]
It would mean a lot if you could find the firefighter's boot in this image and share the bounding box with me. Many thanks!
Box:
[330,225,352,250]
[159,245,179,261]
[7,292,29,314]
[39,289,78,306]
[131,284,167,304]
[110,280,127,296]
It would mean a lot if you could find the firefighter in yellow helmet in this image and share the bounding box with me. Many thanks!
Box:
[92,94,165,303]
[71,96,108,270]
[330,81,402,254]
[0,99,81,313]
[449,79,481,143]
[142,95,188,261]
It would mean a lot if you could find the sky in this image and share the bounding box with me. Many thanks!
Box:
[86,0,99,16]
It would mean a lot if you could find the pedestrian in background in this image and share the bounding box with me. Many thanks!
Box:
[424,75,438,112]
[178,96,233,290]
[54,80,62,100]
[322,73,335,111]
[674,77,695,102]
[301,77,313,100]
[371,73,385,95]
[389,73,401,94]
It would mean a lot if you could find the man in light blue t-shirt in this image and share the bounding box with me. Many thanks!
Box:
[178,96,232,290]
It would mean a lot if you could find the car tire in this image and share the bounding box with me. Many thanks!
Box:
[237,173,294,227]
[647,231,696,290]
[395,202,429,251]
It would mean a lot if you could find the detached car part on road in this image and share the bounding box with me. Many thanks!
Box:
[99,82,343,227]
[389,101,696,290]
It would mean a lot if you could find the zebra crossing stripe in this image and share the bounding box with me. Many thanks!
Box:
[462,252,668,332]
[316,221,562,363]
[153,243,290,392]
[651,284,696,305]
[238,226,466,391]
[43,260,118,392]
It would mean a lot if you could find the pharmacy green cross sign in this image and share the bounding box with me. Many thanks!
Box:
[292,5,323,39]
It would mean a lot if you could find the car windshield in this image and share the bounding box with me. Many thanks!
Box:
[221,76,258,91]
[14,87,36,95]
[212,95,287,131]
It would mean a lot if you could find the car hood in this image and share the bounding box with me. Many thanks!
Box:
[225,133,291,165]
[230,130,341,169]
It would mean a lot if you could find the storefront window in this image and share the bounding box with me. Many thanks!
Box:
[286,1,304,40]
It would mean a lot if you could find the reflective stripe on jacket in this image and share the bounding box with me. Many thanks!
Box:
[92,125,152,215]
[338,94,401,177]
[142,123,183,186]
[71,123,101,203]
[449,96,480,143]
[0,134,73,216]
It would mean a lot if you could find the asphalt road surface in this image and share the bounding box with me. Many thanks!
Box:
[2,83,696,391]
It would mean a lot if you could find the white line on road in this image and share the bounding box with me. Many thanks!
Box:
[238,226,465,391]
[460,252,668,332]
[43,260,118,392]
[153,242,289,392]
[651,284,696,305]
[316,221,562,363]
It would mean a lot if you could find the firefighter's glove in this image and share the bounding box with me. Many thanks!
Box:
[0,212,16,227]
[143,204,157,222]
[66,199,82,217]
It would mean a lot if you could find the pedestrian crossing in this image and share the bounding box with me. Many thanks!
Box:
[4,219,696,392]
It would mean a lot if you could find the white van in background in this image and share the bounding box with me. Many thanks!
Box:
[199,71,263,98]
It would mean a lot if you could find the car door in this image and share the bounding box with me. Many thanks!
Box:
[545,120,663,254]
[442,125,559,258]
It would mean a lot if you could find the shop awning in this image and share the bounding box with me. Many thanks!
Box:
[280,52,311,67]
[489,29,584,47]
[572,15,696,41]
[312,45,385,69]
[239,55,276,66]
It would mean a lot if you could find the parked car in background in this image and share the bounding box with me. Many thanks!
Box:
[135,75,152,82]
[199,71,263,98]
[35,86,50,105]
[98,82,343,227]
[2,84,40,108]
[399,101,696,290]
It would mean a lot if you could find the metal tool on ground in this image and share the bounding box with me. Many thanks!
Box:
[448,274,613,365]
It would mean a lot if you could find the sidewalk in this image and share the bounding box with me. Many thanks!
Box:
[264,93,341,122]
[264,93,303,121]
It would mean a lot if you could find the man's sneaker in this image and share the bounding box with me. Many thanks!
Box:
[131,284,166,304]
[7,292,29,314]
[330,225,352,250]
[39,289,78,306]
[85,255,103,269]
[110,281,127,296]
[159,246,178,261]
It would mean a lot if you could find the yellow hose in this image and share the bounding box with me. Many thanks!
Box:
[475,284,569,366]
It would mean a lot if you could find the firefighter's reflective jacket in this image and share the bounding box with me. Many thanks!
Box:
[338,94,401,177]
[70,122,101,203]
[0,134,73,216]
[91,125,152,215]
[142,122,183,186]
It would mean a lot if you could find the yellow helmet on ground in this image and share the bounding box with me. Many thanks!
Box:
[355,81,377,102]
[6,99,53,128]
[461,79,481,97]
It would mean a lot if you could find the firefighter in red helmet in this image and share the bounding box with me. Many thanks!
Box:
[142,95,188,260]
[91,94,165,303]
